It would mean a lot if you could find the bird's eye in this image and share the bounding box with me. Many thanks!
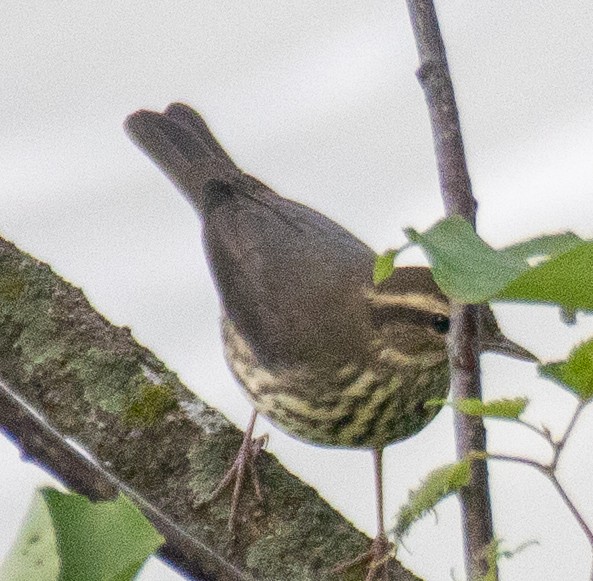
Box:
[431,315,450,334]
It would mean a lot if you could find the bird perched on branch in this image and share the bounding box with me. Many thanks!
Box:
[125,103,535,580]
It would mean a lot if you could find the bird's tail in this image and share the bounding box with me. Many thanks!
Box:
[124,103,240,213]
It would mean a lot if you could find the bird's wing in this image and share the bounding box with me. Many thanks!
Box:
[126,104,376,367]
[202,174,375,368]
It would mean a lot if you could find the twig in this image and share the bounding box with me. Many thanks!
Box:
[548,473,593,549]
[404,1,494,578]
[487,454,593,549]
[516,419,554,448]
[551,401,586,470]
[486,453,546,474]
[488,401,593,560]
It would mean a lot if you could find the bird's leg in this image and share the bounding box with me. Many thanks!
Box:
[332,448,394,581]
[195,409,267,532]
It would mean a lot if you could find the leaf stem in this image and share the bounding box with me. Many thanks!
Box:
[516,419,554,448]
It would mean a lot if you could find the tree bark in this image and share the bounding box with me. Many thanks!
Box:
[405,1,496,579]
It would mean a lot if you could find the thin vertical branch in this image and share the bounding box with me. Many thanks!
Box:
[404,2,494,579]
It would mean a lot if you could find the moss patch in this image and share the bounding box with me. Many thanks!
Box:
[125,381,179,427]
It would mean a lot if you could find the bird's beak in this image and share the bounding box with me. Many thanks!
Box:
[477,305,539,363]
[480,333,538,363]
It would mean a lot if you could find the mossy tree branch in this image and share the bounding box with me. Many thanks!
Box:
[0,235,423,581]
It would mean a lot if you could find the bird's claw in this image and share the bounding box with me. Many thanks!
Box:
[332,534,394,581]
[194,429,268,532]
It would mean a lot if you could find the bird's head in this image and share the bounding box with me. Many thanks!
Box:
[366,266,536,366]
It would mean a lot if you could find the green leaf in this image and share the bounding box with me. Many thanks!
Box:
[405,218,527,303]
[539,338,593,401]
[427,397,528,420]
[476,539,501,581]
[475,539,538,581]
[394,456,477,537]
[503,232,584,262]
[497,242,593,310]
[0,488,164,581]
[0,491,60,581]
[406,216,593,311]
[373,249,397,285]
[43,488,164,581]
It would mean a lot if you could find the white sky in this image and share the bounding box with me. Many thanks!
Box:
[1,2,593,580]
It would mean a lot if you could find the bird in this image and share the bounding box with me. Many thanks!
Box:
[125,103,536,580]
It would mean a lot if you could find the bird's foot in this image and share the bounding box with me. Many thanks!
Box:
[332,533,394,581]
[194,427,268,533]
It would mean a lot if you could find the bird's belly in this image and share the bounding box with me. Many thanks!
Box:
[222,318,450,449]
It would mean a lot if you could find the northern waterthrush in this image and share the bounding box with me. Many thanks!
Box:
[125,103,536,580]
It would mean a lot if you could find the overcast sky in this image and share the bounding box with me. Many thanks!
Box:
[1,2,593,580]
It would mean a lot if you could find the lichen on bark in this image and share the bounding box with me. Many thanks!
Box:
[0,235,422,581]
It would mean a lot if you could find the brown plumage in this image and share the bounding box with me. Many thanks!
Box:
[125,103,536,580]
